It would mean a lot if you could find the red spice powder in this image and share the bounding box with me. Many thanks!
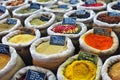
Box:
[85,33,113,50]
[82,3,103,7]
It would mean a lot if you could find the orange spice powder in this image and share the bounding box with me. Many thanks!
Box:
[85,33,113,50]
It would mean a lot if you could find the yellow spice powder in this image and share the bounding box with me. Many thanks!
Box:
[65,60,97,80]
[8,34,35,44]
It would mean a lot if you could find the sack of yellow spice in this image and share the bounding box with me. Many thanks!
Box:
[0,44,25,80]
[57,51,102,80]
[79,28,119,56]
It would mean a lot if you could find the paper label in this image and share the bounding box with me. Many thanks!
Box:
[58,5,68,9]
[30,3,40,9]
[108,12,120,17]
[85,0,96,5]
[40,14,50,21]
[62,17,76,25]
[0,5,6,13]
[25,69,46,80]
[69,0,78,4]
[78,51,98,64]
[76,10,86,15]
[118,1,120,7]
[7,18,17,25]
[93,27,111,36]
[50,35,65,46]
[0,44,9,54]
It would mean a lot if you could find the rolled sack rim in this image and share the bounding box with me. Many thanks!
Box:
[2,29,41,48]
[57,54,102,80]
[25,12,56,29]
[47,22,87,39]
[93,11,120,27]
[79,29,119,56]
[30,36,75,62]
[101,55,120,80]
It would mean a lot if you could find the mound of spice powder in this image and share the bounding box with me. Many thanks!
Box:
[82,2,103,7]
[112,4,120,10]
[85,33,113,50]
[97,13,120,24]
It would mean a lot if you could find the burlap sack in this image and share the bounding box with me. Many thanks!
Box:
[30,36,75,71]
[0,45,25,80]
[12,66,56,80]
[57,54,102,80]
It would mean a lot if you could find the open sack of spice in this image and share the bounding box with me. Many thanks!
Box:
[12,2,43,25]
[77,0,106,12]
[44,4,73,22]
[12,66,56,80]
[25,12,55,37]
[47,17,87,46]
[30,35,75,70]
[0,18,21,41]
[0,43,25,80]
[2,0,27,13]
[107,1,120,13]
[79,28,119,56]
[33,0,58,7]
[57,51,102,80]
[2,27,40,65]
[102,55,120,80]
[64,9,95,25]
[0,5,10,20]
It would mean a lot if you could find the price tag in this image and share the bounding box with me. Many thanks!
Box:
[85,0,96,5]
[58,5,68,9]
[50,35,66,46]
[118,0,120,7]
[0,44,9,54]
[40,14,50,21]
[25,69,46,80]
[7,18,17,25]
[78,51,98,64]
[30,3,40,9]
[108,12,120,17]
[76,10,86,15]
[69,0,78,4]
[62,17,76,25]
[19,27,35,35]
[94,27,111,37]
[0,5,6,13]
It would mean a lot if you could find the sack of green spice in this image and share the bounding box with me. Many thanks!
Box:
[25,12,55,37]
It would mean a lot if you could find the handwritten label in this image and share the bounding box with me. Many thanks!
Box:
[0,5,6,13]
[76,10,86,15]
[0,44,9,54]
[58,5,68,9]
[85,0,96,5]
[94,27,111,36]
[62,18,76,25]
[7,18,17,25]
[25,69,46,80]
[30,3,40,9]
[118,1,120,7]
[108,12,120,17]
[40,14,50,21]
[78,51,98,64]
[50,35,66,46]
[69,0,78,4]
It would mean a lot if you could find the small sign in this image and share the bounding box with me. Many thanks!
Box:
[108,12,120,17]
[58,5,68,9]
[7,18,17,25]
[40,14,50,21]
[0,5,6,13]
[118,1,120,7]
[30,3,40,9]
[94,27,111,37]
[69,0,78,4]
[25,69,46,80]
[76,10,86,15]
[85,0,96,5]
[62,18,76,25]
[50,35,66,46]
[19,27,35,35]
[0,44,9,54]
[78,51,98,64]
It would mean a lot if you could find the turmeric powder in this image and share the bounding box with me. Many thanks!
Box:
[85,33,113,50]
